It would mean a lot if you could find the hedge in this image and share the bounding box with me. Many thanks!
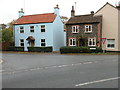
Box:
[60,46,102,54]
[27,47,53,52]
[7,46,24,51]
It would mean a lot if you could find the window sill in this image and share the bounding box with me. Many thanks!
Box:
[84,32,92,33]
[72,32,79,34]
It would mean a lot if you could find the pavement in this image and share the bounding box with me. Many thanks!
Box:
[2,53,118,88]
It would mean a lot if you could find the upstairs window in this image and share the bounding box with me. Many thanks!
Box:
[72,25,79,33]
[41,25,45,32]
[41,39,46,47]
[20,39,24,47]
[69,38,76,46]
[107,39,115,48]
[85,25,92,32]
[88,38,96,46]
[30,26,34,33]
[20,26,24,33]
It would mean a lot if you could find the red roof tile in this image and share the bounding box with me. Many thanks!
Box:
[14,13,56,25]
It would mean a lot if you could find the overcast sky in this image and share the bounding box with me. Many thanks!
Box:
[0,0,119,24]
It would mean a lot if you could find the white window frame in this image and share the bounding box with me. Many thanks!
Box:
[72,25,79,33]
[19,26,24,33]
[106,39,115,49]
[20,39,24,47]
[88,38,96,46]
[41,25,45,32]
[69,38,76,46]
[30,26,34,33]
[85,25,92,33]
[41,39,46,47]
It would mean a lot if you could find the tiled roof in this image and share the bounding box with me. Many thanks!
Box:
[14,13,56,25]
[66,14,102,25]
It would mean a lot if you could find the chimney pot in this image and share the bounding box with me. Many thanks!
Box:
[91,11,94,15]
[71,6,75,17]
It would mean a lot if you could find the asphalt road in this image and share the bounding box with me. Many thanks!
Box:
[2,53,118,88]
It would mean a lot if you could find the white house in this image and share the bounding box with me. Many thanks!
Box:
[13,5,65,51]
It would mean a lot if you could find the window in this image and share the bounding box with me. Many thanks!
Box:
[20,26,24,33]
[41,39,46,46]
[107,39,115,48]
[30,26,34,33]
[41,25,45,32]
[69,38,76,46]
[85,25,92,32]
[72,25,79,33]
[88,38,96,46]
[20,39,24,47]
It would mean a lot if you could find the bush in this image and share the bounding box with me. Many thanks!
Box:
[89,47,103,53]
[60,46,102,54]
[7,46,24,51]
[28,47,53,52]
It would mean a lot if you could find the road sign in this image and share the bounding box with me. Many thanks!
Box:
[102,38,106,44]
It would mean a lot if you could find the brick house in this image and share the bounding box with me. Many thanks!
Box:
[66,6,102,48]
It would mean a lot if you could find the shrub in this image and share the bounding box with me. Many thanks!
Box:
[89,47,103,53]
[27,47,53,52]
[7,46,24,51]
[60,46,102,54]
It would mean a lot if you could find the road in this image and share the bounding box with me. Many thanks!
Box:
[2,53,118,88]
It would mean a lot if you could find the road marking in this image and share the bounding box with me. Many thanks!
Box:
[2,59,117,74]
[83,62,93,64]
[75,77,119,87]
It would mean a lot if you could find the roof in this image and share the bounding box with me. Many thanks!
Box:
[66,14,102,25]
[96,2,120,14]
[26,36,35,41]
[14,13,56,25]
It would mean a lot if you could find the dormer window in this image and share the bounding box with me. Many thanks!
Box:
[85,25,92,33]
[20,26,24,33]
[72,25,79,33]
[30,26,34,33]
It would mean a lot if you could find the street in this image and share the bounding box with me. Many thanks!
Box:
[2,53,118,88]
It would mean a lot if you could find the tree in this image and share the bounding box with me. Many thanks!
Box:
[1,28,13,43]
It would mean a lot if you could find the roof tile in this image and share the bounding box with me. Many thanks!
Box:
[14,13,56,25]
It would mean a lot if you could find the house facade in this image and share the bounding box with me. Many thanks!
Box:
[95,2,120,51]
[66,6,102,48]
[13,5,65,51]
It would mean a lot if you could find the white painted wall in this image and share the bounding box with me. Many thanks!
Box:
[95,4,119,51]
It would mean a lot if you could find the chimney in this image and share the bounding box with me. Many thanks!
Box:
[116,1,120,10]
[18,8,24,18]
[71,6,75,17]
[54,5,59,16]
[91,11,94,15]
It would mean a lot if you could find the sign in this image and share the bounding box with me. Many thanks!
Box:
[102,38,106,44]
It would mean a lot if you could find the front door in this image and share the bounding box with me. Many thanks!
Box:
[79,38,86,47]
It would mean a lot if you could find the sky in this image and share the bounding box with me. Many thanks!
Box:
[0,0,119,24]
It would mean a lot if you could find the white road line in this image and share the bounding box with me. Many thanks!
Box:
[83,62,93,64]
[75,77,119,87]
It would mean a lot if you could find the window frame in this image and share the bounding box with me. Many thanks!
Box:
[72,25,79,33]
[41,25,45,32]
[106,39,115,49]
[69,38,76,46]
[88,38,96,46]
[41,39,46,47]
[19,26,24,33]
[85,25,92,33]
[20,39,24,47]
[30,26,34,33]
